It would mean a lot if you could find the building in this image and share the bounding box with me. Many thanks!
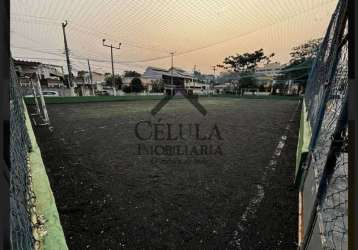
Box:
[255,63,283,92]
[256,63,303,95]
[213,82,235,94]
[184,81,211,94]
[83,71,106,85]
[14,60,64,88]
[75,71,106,96]
[142,66,207,95]
[255,62,283,77]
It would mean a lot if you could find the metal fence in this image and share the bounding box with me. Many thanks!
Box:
[299,0,348,249]
[9,57,35,250]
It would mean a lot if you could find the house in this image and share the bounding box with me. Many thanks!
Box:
[14,60,65,88]
[142,66,206,95]
[213,82,235,94]
[184,81,212,95]
[75,71,106,96]
[82,71,106,85]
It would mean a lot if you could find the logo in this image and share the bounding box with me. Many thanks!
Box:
[150,88,207,116]
[134,89,224,164]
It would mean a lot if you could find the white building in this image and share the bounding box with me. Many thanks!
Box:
[142,66,211,95]
[213,82,234,94]
[75,71,106,96]
[14,60,64,88]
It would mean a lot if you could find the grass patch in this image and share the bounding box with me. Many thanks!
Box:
[24,94,300,105]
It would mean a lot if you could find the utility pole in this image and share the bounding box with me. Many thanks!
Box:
[212,65,216,81]
[192,65,196,83]
[87,59,94,95]
[192,64,197,89]
[212,65,217,94]
[170,51,175,95]
[62,20,74,96]
[102,38,121,96]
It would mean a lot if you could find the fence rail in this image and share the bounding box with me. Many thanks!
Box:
[299,0,348,249]
[9,57,35,249]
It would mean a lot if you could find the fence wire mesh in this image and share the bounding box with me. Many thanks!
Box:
[302,0,348,249]
[9,57,35,250]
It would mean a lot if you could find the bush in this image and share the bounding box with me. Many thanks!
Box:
[122,85,131,93]
[105,75,122,89]
[131,78,144,93]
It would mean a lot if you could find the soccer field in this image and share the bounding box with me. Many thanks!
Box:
[31,97,300,249]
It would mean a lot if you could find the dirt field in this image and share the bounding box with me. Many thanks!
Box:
[31,97,300,249]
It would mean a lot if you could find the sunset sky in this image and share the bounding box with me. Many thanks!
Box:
[11,0,338,74]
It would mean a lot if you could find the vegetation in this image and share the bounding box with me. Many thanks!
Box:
[276,38,322,89]
[219,49,274,72]
[131,77,144,93]
[124,70,141,77]
[218,48,275,90]
[105,74,122,89]
[122,85,131,93]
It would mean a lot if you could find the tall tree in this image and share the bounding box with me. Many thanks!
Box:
[219,48,274,72]
[124,70,141,77]
[289,38,322,65]
[218,48,274,89]
[276,38,322,88]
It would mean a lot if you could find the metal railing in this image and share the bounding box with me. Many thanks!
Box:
[299,0,348,249]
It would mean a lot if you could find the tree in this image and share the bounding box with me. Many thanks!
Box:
[219,48,274,72]
[276,38,322,89]
[105,74,122,89]
[77,70,87,78]
[289,38,322,65]
[131,77,144,93]
[238,72,257,89]
[218,48,274,91]
[124,70,141,77]
[122,85,131,93]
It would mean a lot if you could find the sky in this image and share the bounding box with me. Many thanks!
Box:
[10,0,338,75]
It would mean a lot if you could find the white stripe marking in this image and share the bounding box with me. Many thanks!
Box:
[229,105,299,249]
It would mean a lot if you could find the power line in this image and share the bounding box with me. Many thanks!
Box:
[10,0,335,65]
[11,46,64,55]
[11,42,148,70]
[174,0,336,57]
[10,0,336,77]
[105,0,335,63]
[11,13,170,54]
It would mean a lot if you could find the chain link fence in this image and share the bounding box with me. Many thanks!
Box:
[9,56,35,250]
[300,0,348,249]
